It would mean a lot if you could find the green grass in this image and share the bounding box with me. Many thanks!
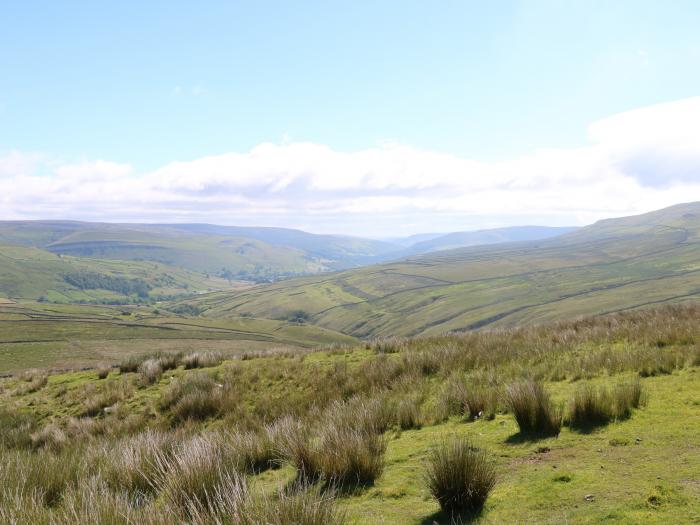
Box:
[177,202,700,338]
[1,304,699,523]
[0,242,237,302]
[0,302,356,372]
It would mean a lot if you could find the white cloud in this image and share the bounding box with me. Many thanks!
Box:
[2,97,700,236]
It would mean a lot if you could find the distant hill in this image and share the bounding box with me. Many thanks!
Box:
[0,243,233,303]
[173,202,700,338]
[404,225,577,254]
[0,221,402,283]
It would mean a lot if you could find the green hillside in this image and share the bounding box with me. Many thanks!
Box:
[0,301,355,372]
[174,202,700,337]
[0,221,402,280]
[0,243,237,303]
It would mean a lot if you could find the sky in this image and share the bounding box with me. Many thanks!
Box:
[2,1,700,236]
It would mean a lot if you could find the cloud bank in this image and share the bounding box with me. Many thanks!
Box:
[2,97,700,236]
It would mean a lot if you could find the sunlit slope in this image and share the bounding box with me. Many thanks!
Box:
[0,244,232,302]
[0,302,356,371]
[0,221,403,277]
[177,202,700,337]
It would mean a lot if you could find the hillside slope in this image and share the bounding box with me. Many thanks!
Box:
[405,225,576,254]
[0,244,235,302]
[175,202,700,337]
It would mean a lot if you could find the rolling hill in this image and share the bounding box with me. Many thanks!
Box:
[403,225,577,254]
[0,243,235,303]
[172,202,700,338]
[0,221,406,279]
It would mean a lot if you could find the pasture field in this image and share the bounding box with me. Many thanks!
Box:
[0,301,355,372]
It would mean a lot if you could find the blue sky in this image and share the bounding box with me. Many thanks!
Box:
[2,1,700,235]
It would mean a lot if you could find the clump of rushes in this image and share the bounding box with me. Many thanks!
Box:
[568,384,612,429]
[396,396,423,430]
[277,398,388,488]
[568,379,647,430]
[138,358,163,386]
[182,352,223,369]
[504,380,561,437]
[425,437,496,514]
[152,434,242,514]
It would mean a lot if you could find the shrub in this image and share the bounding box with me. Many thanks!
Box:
[81,379,133,418]
[246,486,346,525]
[396,396,423,430]
[0,406,37,449]
[153,434,243,513]
[182,352,223,369]
[568,384,613,429]
[277,399,388,488]
[138,358,163,386]
[614,378,647,416]
[227,428,278,473]
[425,437,496,513]
[101,430,179,497]
[96,367,111,380]
[462,384,497,422]
[317,425,386,487]
[30,424,67,452]
[274,416,322,483]
[504,380,561,437]
[568,379,647,429]
[119,355,145,374]
[159,372,236,422]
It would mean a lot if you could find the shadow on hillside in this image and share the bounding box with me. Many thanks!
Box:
[420,508,483,525]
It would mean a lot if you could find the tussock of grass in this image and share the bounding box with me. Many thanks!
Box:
[568,378,647,429]
[182,351,223,369]
[278,398,388,488]
[81,378,133,417]
[504,380,561,437]
[138,358,163,386]
[425,437,496,514]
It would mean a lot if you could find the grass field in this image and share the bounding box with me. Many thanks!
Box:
[0,302,355,372]
[1,305,698,523]
[174,202,700,338]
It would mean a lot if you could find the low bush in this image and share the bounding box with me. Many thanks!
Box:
[152,434,242,514]
[100,430,179,497]
[568,379,647,429]
[182,352,223,369]
[425,437,496,513]
[138,358,163,386]
[277,399,388,488]
[396,396,423,430]
[504,380,561,437]
[81,379,133,418]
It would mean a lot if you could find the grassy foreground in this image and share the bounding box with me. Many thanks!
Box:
[1,305,699,523]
